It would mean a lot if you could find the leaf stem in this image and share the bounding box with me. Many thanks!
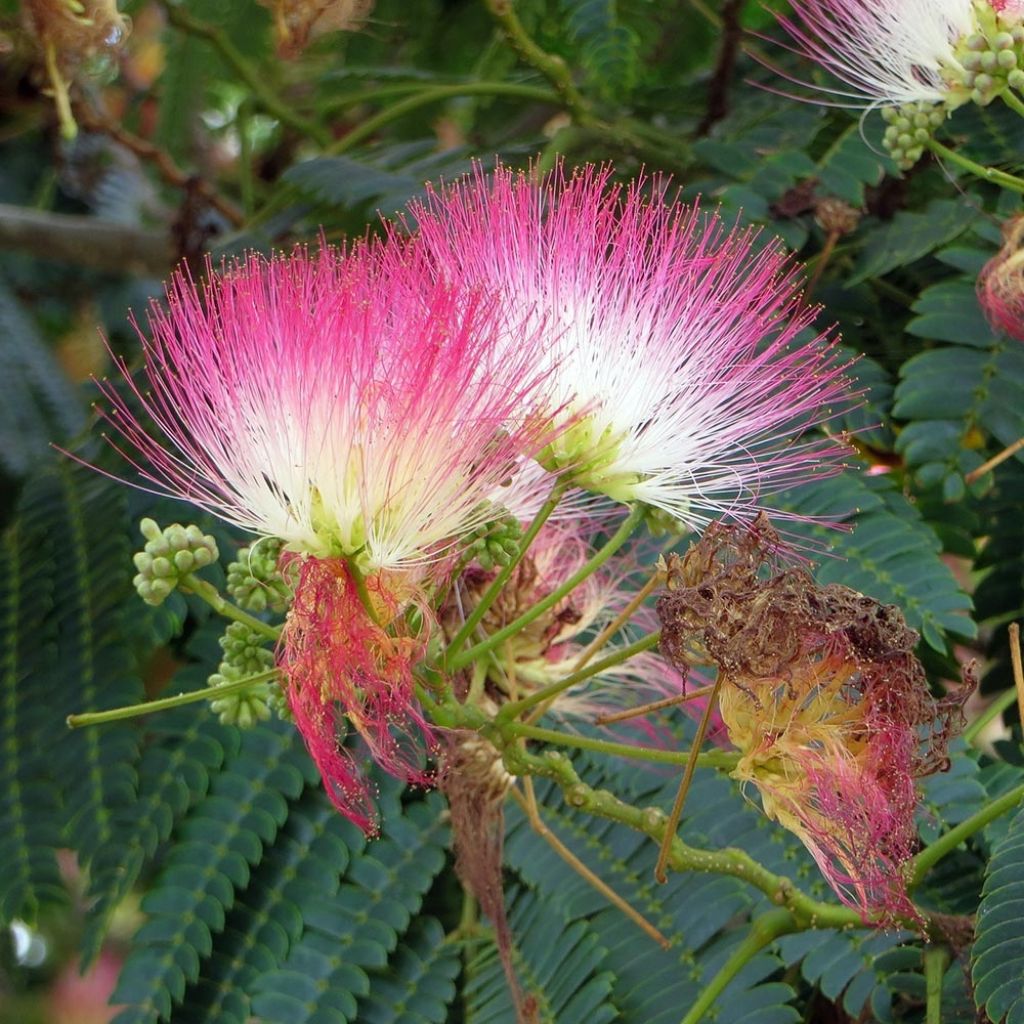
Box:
[451,505,647,673]
[679,909,797,1024]
[67,669,280,728]
[444,480,567,667]
[909,780,1024,887]
[179,574,281,642]
[500,720,740,770]
[926,138,1024,194]
[495,631,662,721]
[963,685,1019,744]
[321,80,559,115]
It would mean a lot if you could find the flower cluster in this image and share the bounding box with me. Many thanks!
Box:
[657,516,971,919]
[95,165,853,829]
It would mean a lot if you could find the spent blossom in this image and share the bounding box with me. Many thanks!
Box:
[657,516,970,919]
[407,164,852,533]
[978,214,1024,340]
[96,244,561,572]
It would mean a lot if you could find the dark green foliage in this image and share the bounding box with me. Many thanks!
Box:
[973,805,1024,1024]
[558,0,641,98]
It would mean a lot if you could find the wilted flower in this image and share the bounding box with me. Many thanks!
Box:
[978,214,1024,340]
[407,164,852,532]
[22,0,129,137]
[773,0,1024,113]
[657,516,970,919]
[258,0,375,58]
[96,244,560,572]
[282,557,435,832]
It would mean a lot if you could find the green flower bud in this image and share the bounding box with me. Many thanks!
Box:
[981,50,999,72]
[998,48,1018,70]
[226,538,292,614]
[994,31,1015,50]
[966,33,988,51]
[1009,67,1024,89]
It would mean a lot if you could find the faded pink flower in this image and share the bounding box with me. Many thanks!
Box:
[406,164,852,532]
[657,516,970,920]
[96,243,561,571]
[282,557,434,832]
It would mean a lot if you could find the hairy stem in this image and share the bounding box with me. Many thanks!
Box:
[679,909,797,1024]
[451,505,648,673]
[909,780,1024,888]
[67,669,280,727]
[482,0,588,120]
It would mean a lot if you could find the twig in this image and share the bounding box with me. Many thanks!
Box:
[654,675,722,883]
[75,105,245,227]
[964,436,1024,484]
[1010,622,1024,733]
[594,685,716,726]
[510,781,671,949]
[0,202,172,274]
[697,0,744,136]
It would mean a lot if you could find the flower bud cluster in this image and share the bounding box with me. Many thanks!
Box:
[880,102,948,169]
[207,622,277,727]
[226,539,293,613]
[464,513,523,571]
[953,11,1024,106]
[132,518,218,606]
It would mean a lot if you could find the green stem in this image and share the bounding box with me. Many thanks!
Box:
[450,505,647,673]
[680,910,798,1024]
[345,558,384,627]
[180,575,281,642]
[162,3,329,146]
[924,946,949,1024]
[496,632,662,721]
[502,740,868,932]
[482,0,589,120]
[963,686,1019,744]
[67,669,280,728]
[444,480,567,667]
[909,780,1024,888]
[926,138,1024,194]
[1002,89,1024,118]
[501,720,740,770]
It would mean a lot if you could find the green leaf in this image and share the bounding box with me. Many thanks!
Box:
[560,0,641,98]
[973,805,1024,1024]
[849,199,980,285]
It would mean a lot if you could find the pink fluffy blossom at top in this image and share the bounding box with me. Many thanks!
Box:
[406,164,852,532]
[95,243,562,571]
[771,0,979,108]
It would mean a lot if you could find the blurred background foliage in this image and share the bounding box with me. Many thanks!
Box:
[2,1,1024,1022]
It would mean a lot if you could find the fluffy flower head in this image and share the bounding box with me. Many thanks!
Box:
[98,244,559,571]
[407,164,852,532]
[978,214,1024,341]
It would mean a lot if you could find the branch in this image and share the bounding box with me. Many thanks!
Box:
[697,0,744,135]
[0,203,172,275]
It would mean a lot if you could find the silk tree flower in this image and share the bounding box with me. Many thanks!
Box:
[657,516,970,920]
[405,164,852,533]
[93,243,571,829]
[774,0,1024,113]
[97,243,563,571]
[978,214,1024,341]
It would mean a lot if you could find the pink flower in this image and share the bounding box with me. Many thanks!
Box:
[96,243,561,571]
[405,164,852,532]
